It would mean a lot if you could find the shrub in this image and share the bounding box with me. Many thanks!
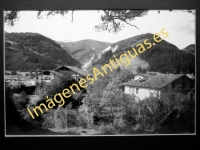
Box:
[54,106,68,129]
[54,104,79,129]
[66,108,79,127]
[42,116,55,129]
[8,89,43,129]
[122,108,137,126]
[78,115,89,129]
[113,117,128,133]
[130,124,146,134]
[78,103,94,127]
[100,115,115,125]
[99,124,116,135]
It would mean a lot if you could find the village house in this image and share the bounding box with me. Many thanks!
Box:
[53,65,87,81]
[124,74,195,103]
[31,70,63,84]
[30,66,87,94]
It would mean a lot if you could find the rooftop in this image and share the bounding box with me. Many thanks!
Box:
[31,70,64,78]
[134,72,159,79]
[53,65,88,76]
[126,74,186,89]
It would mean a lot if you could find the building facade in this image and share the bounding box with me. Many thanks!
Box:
[125,74,194,102]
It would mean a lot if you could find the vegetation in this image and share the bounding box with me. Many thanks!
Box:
[4,10,194,33]
[5,32,81,70]
[138,43,195,74]
[6,86,44,131]
[6,65,195,135]
[182,44,195,55]
[5,10,195,135]
[92,33,195,74]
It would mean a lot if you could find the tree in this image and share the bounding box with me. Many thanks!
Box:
[119,69,134,82]
[4,10,194,33]
[137,66,143,73]
[94,10,148,33]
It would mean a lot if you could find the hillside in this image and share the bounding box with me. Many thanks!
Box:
[5,32,81,71]
[91,33,195,74]
[58,39,111,64]
[182,44,195,55]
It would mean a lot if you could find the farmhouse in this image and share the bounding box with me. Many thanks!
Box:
[124,74,194,102]
[31,70,64,84]
[53,65,87,81]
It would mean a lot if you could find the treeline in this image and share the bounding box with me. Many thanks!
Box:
[138,43,195,74]
[5,32,62,49]
[92,33,195,74]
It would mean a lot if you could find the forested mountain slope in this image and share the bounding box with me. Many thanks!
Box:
[92,33,195,74]
[5,32,81,71]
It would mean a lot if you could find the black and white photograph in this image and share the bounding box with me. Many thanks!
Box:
[4,10,195,136]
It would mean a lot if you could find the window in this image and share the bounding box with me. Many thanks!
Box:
[36,77,38,79]
[136,88,139,94]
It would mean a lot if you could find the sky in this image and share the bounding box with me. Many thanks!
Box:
[4,10,195,49]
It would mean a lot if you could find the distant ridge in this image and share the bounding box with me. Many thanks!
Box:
[182,44,195,55]
[58,39,111,64]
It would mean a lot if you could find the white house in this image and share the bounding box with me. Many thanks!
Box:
[124,74,194,102]
[125,80,161,102]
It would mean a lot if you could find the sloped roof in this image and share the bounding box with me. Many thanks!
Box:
[186,74,195,79]
[31,70,63,78]
[126,74,186,89]
[53,65,87,76]
[134,72,158,79]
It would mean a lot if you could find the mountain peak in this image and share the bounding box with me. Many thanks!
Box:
[182,44,195,55]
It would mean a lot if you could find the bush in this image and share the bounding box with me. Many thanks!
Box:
[8,89,43,130]
[130,124,146,134]
[54,104,79,129]
[42,116,55,129]
[78,103,94,127]
[99,124,116,135]
[78,115,89,129]
[113,117,128,133]
[122,108,137,126]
